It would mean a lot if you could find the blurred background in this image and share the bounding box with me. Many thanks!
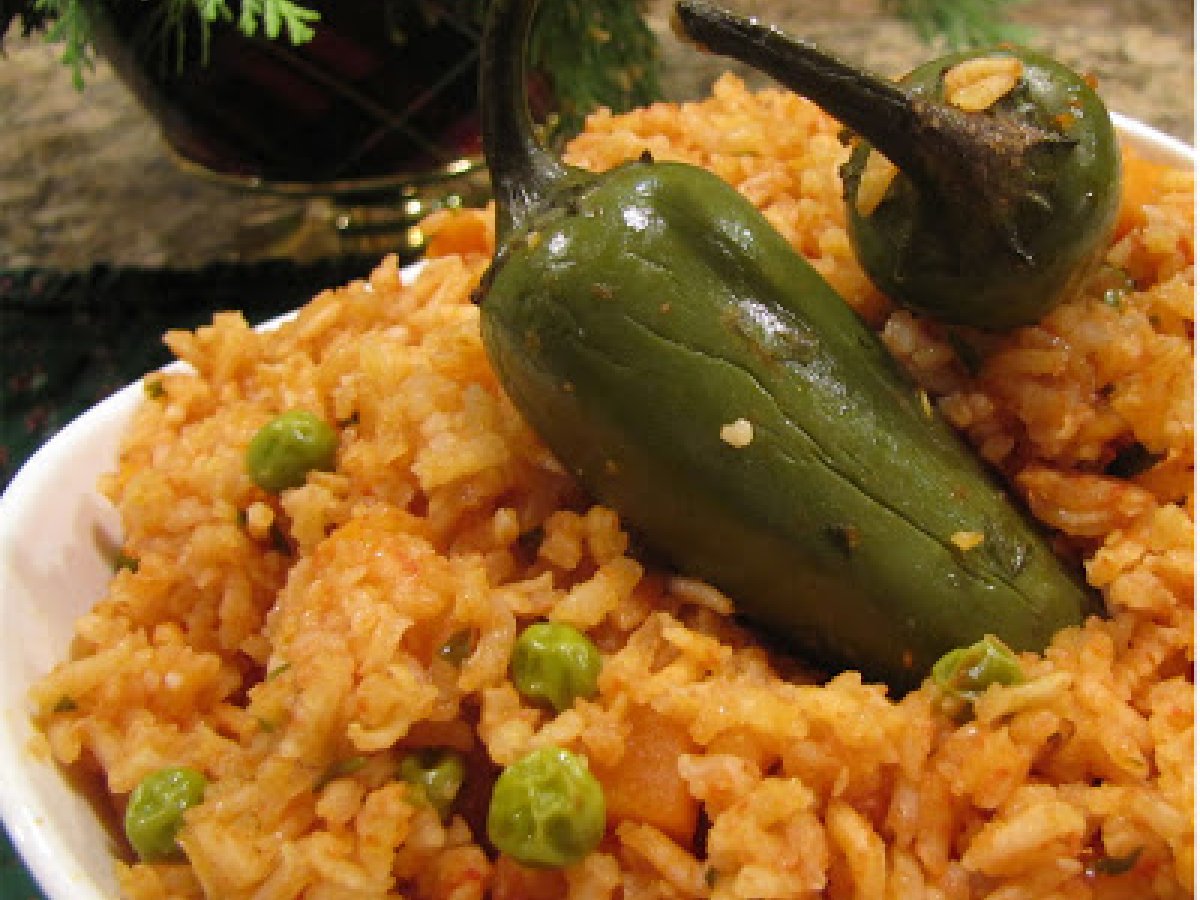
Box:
[0,0,1192,270]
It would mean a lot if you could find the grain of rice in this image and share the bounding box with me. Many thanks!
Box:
[943,56,1024,111]
[719,418,755,448]
[950,530,986,551]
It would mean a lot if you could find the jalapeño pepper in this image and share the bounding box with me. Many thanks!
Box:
[476,0,1098,690]
[673,0,1121,331]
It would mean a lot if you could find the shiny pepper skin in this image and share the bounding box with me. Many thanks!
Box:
[476,0,1099,690]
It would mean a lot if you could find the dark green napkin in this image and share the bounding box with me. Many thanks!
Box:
[0,257,382,896]
[0,829,42,899]
[1,259,380,490]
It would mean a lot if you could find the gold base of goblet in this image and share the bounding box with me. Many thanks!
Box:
[167,150,490,263]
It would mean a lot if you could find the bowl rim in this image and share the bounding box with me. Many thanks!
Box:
[0,114,1193,900]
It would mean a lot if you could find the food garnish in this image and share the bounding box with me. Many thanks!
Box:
[674,0,1122,331]
[474,0,1097,690]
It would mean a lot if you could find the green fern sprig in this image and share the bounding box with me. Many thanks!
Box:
[233,0,318,44]
[530,0,661,138]
[33,0,93,88]
[884,0,1030,49]
[20,0,319,87]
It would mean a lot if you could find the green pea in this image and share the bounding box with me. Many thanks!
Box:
[510,622,602,712]
[1087,846,1143,877]
[124,766,207,862]
[487,746,606,868]
[931,635,1025,713]
[399,748,466,819]
[246,409,338,493]
[437,629,476,667]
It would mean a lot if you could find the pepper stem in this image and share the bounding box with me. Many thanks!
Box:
[479,0,570,241]
[672,0,1073,259]
[673,0,925,176]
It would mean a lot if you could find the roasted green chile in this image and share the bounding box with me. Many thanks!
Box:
[673,0,1121,331]
[476,0,1099,689]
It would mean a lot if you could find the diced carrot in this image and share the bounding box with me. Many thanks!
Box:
[1114,147,1169,240]
[592,704,700,844]
[422,208,495,259]
[490,854,568,900]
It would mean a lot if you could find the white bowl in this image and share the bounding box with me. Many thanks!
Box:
[0,117,1192,900]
